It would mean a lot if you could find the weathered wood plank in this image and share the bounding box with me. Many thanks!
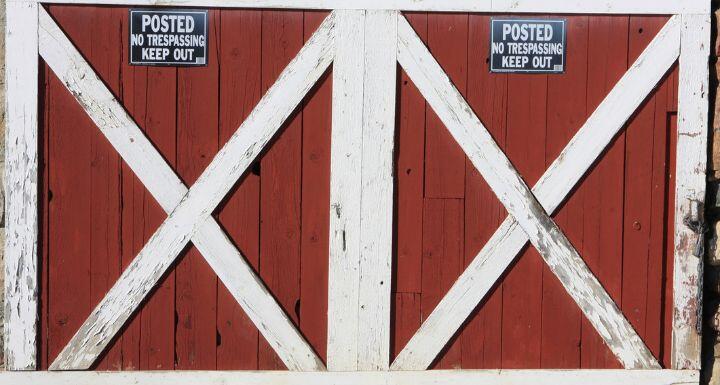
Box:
[327,9,365,372]
[327,10,396,370]
[672,12,710,371]
[39,8,335,370]
[4,0,39,371]
[36,0,709,14]
[394,13,672,370]
[0,369,701,385]
[356,9,397,371]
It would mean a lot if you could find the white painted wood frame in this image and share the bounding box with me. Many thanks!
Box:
[327,9,397,372]
[4,0,39,371]
[673,12,711,371]
[37,7,326,371]
[0,369,702,385]
[392,15,683,371]
[2,0,710,384]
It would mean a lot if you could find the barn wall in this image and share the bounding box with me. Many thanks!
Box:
[0,2,719,380]
[31,6,679,371]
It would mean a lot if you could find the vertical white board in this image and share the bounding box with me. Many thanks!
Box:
[672,12,710,371]
[4,0,39,371]
[357,10,397,371]
[327,9,366,372]
[328,9,397,371]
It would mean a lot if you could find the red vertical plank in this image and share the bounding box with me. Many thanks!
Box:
[259,9,304,370]
[39,55,51,371]
[424,14,468,199]
[45,6,96,365]
[621,17,666,358]
[581,15,629,369]
[541,16,588,369]
[393,293,421,361]
[300,11,332,363]
[87,8,124,370]
[421,199,464,369]
[174,10,220,370]
[501,74,547,369]
[138,67,178,370]
[461,13,507,369]
[216,9,262,370]
[645,47,672,362]
[663,113,678,368]
[395,12,427,296]
[120,8,178,367]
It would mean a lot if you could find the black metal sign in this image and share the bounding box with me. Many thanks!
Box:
[129,9,208,66]
[489,19,566,74]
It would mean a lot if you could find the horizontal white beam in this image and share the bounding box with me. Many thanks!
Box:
[0,370,700,385]
[30,0,709,15]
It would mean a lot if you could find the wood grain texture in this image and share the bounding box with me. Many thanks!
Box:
[216,8,262,370]
[327,10,365,371]
[672,12,710,370]
[4,0,39,370]
[393,14,678,370]
[356,10,397,371]
[174,9,220,370]
[300,10,333,365]
[258,9,304,370]
[40,9,334,370]
[581,15,629,369]
[327,10,397,371]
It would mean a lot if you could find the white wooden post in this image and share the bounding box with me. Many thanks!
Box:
[328,9,397,371]
[672,12,710,371]
[357,10,397,370]
[4,0,39,371]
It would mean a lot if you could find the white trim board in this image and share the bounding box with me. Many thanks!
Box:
[15,0,710,14]
[0,370,701,385]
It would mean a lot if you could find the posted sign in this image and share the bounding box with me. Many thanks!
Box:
[489,19,566,73]
[129,9,208,66]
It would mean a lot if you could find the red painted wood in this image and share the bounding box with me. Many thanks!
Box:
[216,9,262,370]
[395,13,427,296]
[174,10,220,370]
[499,72,547,369]
[258,10,304,370]
[621,17,667,364]
[39,59,50,370]
[461,13,506,369]
[300,11,333,363]
[581,15,629,369]
[422,199,464,369]
[46,6,105,366]
[393,293,421,360]
[423,13,468,199]
[540,15,588,368]
[38,9,681,371]
[119,9,178,371]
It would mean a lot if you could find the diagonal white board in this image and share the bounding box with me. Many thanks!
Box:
[43,9,336,370]
[393,13,663,370]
